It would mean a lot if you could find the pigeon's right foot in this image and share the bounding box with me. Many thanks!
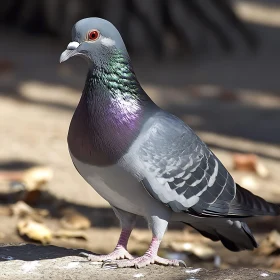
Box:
[79,247,134,262]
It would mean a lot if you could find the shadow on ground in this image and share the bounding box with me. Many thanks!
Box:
[0,244,85,262]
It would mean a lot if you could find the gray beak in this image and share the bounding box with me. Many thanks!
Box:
[60,41,80,63]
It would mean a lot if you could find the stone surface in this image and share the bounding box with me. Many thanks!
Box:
[0,244,279,280]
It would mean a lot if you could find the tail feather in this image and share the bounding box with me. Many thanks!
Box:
[179,183,279,252]
[183,216,258,252]
[228,184,280,217]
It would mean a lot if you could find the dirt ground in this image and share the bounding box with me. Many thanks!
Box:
[1,2,280,277]
[1,244,280,280]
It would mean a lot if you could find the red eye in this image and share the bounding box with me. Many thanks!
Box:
[88,30,100,41]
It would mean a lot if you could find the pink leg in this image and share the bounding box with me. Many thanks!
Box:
[80,229,133,261]
[103,236,186,268]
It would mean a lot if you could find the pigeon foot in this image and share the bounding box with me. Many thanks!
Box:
[79,247,134,262]
[102,255,186,269]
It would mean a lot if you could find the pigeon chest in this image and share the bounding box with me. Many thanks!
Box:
[67,94,141,167]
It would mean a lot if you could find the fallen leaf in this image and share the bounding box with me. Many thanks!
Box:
[233,153,269,178]
[59,208,91,230]
[22,166,53,192]
[17,219,52,244]
[233,153,258,171]
[257,230,280,256]
[11,201,49,219]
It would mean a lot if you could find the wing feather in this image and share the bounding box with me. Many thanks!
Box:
[138,113,236,216]
[137,112,279,217]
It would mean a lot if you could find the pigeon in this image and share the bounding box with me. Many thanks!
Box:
[60,17,280,268]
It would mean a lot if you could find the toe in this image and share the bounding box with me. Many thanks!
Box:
[79,248,133,262]
[79,252,98,261]
[154,256,186,267]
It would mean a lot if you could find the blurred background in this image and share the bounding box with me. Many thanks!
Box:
[1,0,280,271]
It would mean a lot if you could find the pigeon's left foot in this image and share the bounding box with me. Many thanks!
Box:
[102,236,186,269]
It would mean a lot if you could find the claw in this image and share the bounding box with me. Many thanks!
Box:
[178,260,187,267]
[102,259,118,270]
[79,252,92,259]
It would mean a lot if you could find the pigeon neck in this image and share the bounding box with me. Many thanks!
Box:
[68,52,156,166]
[84,52,154,126]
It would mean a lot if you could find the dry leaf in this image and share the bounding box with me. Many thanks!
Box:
[11,201,34,216]
[17,219,52,244]
[233,153,269,178]
[22,166,53,192]
[54,229,88,240]
[257,230,280,256]
[60,208,91,230]
[233,153,258,171]
[11,201,49,218]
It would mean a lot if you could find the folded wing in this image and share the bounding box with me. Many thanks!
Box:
[138,112,279,217]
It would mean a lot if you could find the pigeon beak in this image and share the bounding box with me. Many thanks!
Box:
[60,41,80,63]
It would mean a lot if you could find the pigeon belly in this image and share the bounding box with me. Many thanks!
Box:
[70,152,156,216]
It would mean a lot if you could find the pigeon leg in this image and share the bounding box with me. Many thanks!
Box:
[80,228,134,261]
[80,207,136,262]
[103,236,185,268]
[103,214,186,268]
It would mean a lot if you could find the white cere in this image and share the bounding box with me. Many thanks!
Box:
[101,37,115,47]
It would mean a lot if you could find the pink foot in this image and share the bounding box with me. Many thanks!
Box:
[80,246,134,262]
[103,255,186,269]
[80,229,134,262]
[102,236,186,269]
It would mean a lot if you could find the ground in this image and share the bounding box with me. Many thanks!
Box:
[1,244,279,280]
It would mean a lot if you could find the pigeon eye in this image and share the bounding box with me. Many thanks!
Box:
[88,30,100,41]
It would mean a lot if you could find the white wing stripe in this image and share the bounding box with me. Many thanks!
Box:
[183,173,192,180]
[208,159,219,187]
[182,158,193,170]
[175,171,185,178]
[190,176,204,187]
[175,181,186,188]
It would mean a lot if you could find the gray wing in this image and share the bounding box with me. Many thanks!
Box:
[138,112,235,216]
[138,112,279,217]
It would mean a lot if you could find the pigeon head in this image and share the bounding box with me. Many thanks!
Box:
[60,17,128,66]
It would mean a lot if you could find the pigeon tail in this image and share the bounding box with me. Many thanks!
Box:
[182,217,258,252]
[228,184,280,217]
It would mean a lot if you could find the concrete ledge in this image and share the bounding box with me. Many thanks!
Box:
[0,244,279,280]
